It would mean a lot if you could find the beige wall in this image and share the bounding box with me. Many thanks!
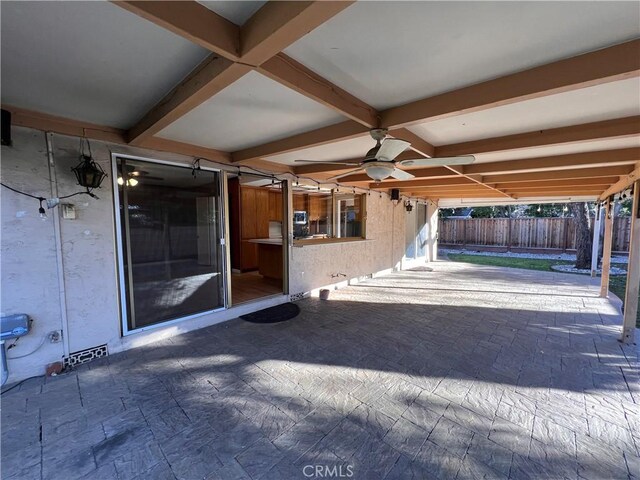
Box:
[1,126,421,381]
[289,194,407,294]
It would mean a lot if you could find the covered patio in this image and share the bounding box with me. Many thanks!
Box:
[3,262,638,480]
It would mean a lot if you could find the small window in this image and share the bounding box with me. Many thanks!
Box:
[292,188,366,245]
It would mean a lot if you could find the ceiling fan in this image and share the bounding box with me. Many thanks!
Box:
[295,129,475,182]
[117,165,163,186]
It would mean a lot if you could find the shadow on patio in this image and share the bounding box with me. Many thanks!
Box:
[2,264,638,480]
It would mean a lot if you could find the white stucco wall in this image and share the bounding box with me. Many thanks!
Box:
[289,194,407,295]
[1,126,414,382]
[1,129,66,379]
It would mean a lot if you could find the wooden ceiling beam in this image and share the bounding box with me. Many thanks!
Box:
[8,105,300,174]
[424,192,509,199]
[600,161,640,200]
[291,151,420,175]
[258,54,378,128]
[507,187,606,196]
[464,147,640,175]
[118,1,372,145]
[445,165,512,199]
[233,120,369,163]
[381,39,640,128]
[339,166,458,183]
[5,105,297,174]
[403,188,497,196]
[388,128,435,157]
[114,1,240,59]
[483,165,633,183]
[494,178,617,189]
[436,116,640,157]
[370,177,477,189]
[6,105,126,144]
[127,56,251,145]
[240,2,354,65]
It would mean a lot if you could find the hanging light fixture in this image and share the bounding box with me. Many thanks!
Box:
[117,176,138,187]
[71,138,106,191]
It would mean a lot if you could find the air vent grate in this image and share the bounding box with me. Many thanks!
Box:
[64,344,108,368]
[289,292,307,302]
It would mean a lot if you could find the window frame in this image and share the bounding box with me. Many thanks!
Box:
[111,153,228,336]
[292,189,367,246]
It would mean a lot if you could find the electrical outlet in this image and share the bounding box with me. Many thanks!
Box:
[48,330,62,343]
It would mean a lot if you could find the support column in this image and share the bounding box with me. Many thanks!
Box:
[621,180,640,344]
[600,198,614,298]
[591,203,604,277]
[426,200,438,262]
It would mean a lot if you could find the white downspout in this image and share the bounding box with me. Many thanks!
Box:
[45,132,71,360]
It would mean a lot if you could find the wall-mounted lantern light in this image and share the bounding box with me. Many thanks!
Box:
[404,200,413,212]
[71,138,106,192]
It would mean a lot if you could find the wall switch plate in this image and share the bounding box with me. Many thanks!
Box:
[61,204,76,219]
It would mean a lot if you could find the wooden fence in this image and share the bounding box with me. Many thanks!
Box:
[439,217,631,252]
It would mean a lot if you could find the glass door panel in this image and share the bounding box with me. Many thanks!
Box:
[116,157,225,331]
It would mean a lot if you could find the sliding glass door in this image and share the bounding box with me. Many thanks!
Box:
[114,156,225,332]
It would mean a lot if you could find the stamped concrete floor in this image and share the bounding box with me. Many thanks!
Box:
[2,261,639,480]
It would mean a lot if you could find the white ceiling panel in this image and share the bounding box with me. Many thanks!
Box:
[197,1,266,26]
[156,71,344,151]
[1,1,209,128]
[473,137,640,164]
[409,78,640,146]
[265,135,376,165]
[285,1,640,110]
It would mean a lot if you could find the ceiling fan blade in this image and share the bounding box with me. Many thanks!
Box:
[326,167,364,181]
[398,155,476,167]
[390,168,415,180]
[294,159,360,165]
[375,138,410,161]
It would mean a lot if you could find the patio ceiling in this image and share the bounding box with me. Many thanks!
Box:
[1,1,639,205]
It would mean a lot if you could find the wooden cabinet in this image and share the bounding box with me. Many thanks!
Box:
[269,191,283,221]
[229,182,283,271]
[256,189,270,238]
[240,241,258,271]
[240,188,257,240]
[293,193,308,212]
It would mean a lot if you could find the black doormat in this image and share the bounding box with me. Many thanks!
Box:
[240,302,300,324]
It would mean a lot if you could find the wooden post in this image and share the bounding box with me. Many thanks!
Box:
[506,217,512,252]
[562,218,570,252]
[600,198,614,298]
[591,203,603,277]
[426,201,438,262]
[620,180,640,344]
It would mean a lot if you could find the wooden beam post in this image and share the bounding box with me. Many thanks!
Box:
[620,181,640,343]
[600,198,615,297]
[426,201,439,262]
[591,203,603,277]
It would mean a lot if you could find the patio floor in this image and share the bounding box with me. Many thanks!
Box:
[2,261,639,480]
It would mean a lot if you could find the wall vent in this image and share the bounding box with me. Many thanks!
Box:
[64,344,108,368]
[289,292,307,302]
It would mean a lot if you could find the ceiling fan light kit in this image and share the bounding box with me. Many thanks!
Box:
[296,129,476,182]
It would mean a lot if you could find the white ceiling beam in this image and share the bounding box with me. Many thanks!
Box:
[381,40,640,128]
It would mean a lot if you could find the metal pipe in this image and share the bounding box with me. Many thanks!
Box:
[45,132,71,359]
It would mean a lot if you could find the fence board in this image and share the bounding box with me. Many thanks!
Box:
[439,217,631,252]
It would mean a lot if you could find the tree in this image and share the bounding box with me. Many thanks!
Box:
[524,203,565,217]
[569,202,592,269]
